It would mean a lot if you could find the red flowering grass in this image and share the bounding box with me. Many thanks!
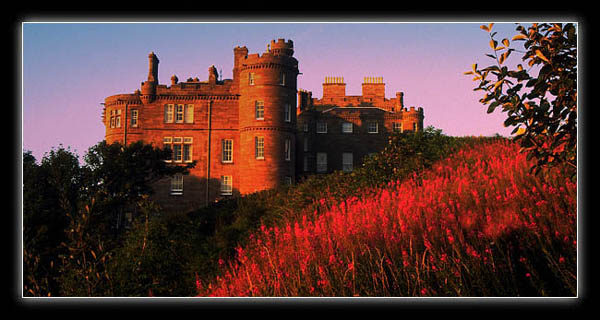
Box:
[197,139,576,297]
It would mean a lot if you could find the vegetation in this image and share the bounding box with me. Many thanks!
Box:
[466,23,577,177]
[23,24,577,297]
[23,141,191,296]
[23,124,575,297]
[197,139,576,296]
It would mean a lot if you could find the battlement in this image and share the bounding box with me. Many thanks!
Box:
[269,38,294,56]
[402,106,424,115]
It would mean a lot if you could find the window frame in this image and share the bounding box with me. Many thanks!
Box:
[131,109,139,127]
[255,136,265,159]
[183,140,193,163]
[175,104,185,123]
[184,104,194,123]
[393,122,403,133]
[316,121,327,134]
[284,103,291,122]
[284,139,291,161]
[342,122,353,133]
[170,174,183,196]
[165,104,174,123]
[342,152,353,173]
[220,175,233,196]
[368,121,379,134]
[222,139,233,163]
[255,100,265,120]
[316,152,327,173]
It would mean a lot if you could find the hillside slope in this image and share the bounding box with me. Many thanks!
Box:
[196,139,577,297]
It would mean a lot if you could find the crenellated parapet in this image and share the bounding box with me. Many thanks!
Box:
[269,38,294,56]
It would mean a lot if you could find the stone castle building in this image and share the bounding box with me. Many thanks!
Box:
[103,39,424,213]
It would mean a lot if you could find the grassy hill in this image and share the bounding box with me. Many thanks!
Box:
[196,139,576,297]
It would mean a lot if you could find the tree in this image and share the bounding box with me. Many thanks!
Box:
[361,126,460,186]
[57,140,196,296]
[23,140,195,296]
[81,140,195,238]
[466,23,577,177]
[23,147,82,296]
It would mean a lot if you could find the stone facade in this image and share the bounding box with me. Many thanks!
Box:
[102,39,424,213]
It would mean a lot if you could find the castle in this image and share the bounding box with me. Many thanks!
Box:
[103,39,424,213]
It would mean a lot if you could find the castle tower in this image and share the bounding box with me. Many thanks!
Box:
[237,39,299,194]
[232,46,249,91]
[403,106,425,132]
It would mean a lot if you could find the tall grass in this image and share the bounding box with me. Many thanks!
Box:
[196,139,576,297]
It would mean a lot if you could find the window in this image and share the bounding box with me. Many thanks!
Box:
[163,137,173,162]
[280,72,286,86]
[342,152,353,172]
[317,121,327,133]
[316,152,327,173]
[183,143,192,163]
[249,72,255,85]
[220,175,233,195]
[303,137,308,152]
[284,103,291,122]
[185,104,194,123]
[284,176,292,185]
[112,109,121,128]
[413,123,418,132]
[109,110,115,128]
[170,175,183,196]
[393,122,403,132]
[131,109,139,127]
[368,121,379,134]
[175,104,184,123]
[342,122,353,133]
[255,101,264,120]
[303,155,308,172]
[222,139,233,163]
[164,136,192,163]
[303,122,309,132]
[164,104,174,123]
[285,139,291,161]
[173,144,182,162]
[255,136,264,159]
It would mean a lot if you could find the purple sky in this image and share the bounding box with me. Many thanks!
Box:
[22,22,528,162]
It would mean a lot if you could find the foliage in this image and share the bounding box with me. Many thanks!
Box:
[466,23,577,177]
[107,198,204,296]
[23,140,194,296]
[360,126,463,186]
[197,140,576,297]
[23,147,81,296]
[81,140,194,241]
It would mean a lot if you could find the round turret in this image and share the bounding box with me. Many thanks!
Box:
[237,39,300,194]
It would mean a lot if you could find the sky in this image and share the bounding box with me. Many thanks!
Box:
[22,21,532,162]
